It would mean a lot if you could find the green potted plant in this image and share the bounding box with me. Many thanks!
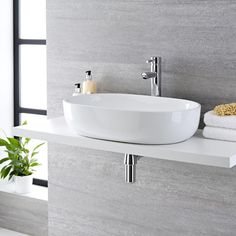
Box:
[0,126,44,194]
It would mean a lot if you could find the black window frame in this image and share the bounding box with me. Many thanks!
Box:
[13,0,48,188]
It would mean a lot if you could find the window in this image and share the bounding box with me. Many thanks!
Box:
[13,0,47,187]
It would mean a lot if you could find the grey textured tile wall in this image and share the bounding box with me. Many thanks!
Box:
[47,0,236,235]
[48,144,236,236]
[0,192,48,236]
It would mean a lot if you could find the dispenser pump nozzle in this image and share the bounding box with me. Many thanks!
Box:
[85,70,92,80]
[74,83,81,88]
[86,70,91,76]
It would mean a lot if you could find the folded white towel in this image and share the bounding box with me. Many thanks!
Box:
[204,111,236,129]
[203,126,236,142]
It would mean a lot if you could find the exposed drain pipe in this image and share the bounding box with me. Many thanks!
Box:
[124,154,139,183]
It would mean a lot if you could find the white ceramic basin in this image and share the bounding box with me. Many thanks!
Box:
[63,94,201,144]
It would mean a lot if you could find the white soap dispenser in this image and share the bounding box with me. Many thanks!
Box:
[82,70,96,94]
[72,83,81,96]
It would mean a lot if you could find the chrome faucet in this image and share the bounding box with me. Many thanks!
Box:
[141,56,161,96]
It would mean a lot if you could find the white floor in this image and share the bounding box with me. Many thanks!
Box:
[0,228,29,236]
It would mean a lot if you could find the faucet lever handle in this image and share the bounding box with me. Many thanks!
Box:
[146,57,158,64]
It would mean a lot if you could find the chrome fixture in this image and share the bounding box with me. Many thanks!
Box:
[124,154,139,183]
[141,56,162,96]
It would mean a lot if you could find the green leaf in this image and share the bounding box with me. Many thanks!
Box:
[31,151,39,158]
[8,170,16,180]
[1,166,11,179]
[22,120,27,126]
[0,138,9,147]
[22,148,29,154]
[5,149,19,156]
[30,162,40,167]
[0,165,7,178]
[30,158,37,164]
[32,142,45,153]
[23,137,31,146]
[0,157,9,164]
[7,137,21,148]
[23,156,29,166]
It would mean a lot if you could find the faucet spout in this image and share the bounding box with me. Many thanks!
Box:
[141,72,157,80]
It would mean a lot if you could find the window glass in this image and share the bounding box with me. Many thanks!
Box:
[20,45,47,109]
[19,0,46,39]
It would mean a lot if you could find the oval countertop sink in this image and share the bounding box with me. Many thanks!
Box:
[63,93,201,144]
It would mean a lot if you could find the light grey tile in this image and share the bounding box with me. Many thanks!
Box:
[0,192,48,236]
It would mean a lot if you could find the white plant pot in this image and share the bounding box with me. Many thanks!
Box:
[14,175,33,194]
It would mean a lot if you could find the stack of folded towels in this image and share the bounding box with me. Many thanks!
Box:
[203,103,236,142]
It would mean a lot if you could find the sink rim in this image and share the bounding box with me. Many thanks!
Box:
[63,93,201,113]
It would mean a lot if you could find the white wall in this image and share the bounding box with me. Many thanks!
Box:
[0,0,13,136]
[0,0,13,185]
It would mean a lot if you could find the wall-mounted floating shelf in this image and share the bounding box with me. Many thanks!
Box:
[12,117,236,168]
